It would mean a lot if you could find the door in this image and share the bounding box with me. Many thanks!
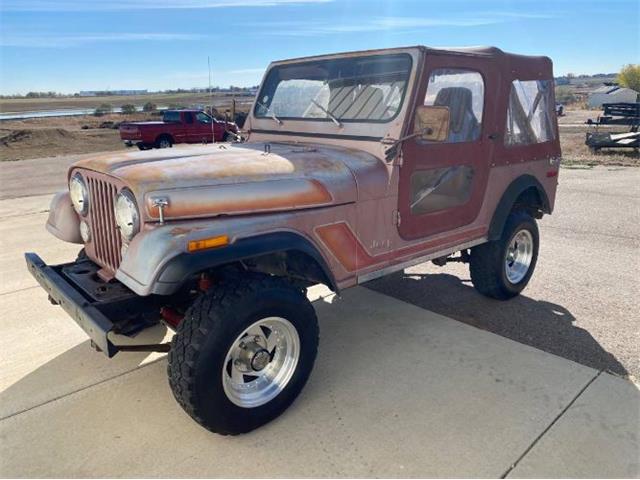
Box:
[397,55,500,240]
[174,111,192,143]
[192,111,217,143]
[165,111,187,143]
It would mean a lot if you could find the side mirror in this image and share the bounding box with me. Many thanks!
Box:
[414,105,450,142]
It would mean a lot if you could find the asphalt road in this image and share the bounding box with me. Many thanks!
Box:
[1,153,638,379]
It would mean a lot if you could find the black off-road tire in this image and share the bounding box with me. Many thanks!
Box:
[168,274,319,435]
[470,210,539,300]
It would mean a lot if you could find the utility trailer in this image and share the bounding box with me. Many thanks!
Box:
[586,102,640,153]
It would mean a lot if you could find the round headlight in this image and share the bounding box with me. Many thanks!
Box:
[69,173,89,216]
[114,189,140,241]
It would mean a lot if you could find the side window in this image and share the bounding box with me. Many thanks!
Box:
[424,69,484,143]
[184,112,193,124]
[196,112,212,124]
[505,80,555,146]
[162,111,181,123]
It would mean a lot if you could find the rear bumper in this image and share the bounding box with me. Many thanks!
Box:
[25,252,118,357]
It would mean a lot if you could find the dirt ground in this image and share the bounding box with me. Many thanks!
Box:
[0,111,168,161]
[557,108,639,166]
[0,108,638,164]
[0,100,248,161]
[0,113,138,161]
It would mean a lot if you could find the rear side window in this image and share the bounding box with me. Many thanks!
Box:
[424,69,484,143]
[505,80,556,146]
[163,111,181,123]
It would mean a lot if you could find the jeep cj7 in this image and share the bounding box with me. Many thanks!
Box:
[26,46,560,435]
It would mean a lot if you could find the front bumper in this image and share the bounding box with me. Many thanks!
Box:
[26,253,118,356]
[25,253,163,357]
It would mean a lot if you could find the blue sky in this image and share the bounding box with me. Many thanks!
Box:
[0,0,638,94]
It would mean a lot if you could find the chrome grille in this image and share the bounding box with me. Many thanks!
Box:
[87,176,122,272]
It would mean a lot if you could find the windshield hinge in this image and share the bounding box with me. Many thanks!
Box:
[393,210,401,227]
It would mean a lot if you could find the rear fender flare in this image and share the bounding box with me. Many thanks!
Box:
[488,175,550,241]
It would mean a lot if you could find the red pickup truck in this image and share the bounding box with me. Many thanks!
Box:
[120,109,238,150]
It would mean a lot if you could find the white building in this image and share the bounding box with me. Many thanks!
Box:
[588,85,638,108]
[78,89,148,97]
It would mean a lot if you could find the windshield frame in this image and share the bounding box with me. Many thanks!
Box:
[253,52,414,125]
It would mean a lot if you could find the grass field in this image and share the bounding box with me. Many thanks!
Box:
[0,91,254,113]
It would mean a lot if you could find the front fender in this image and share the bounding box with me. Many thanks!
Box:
[115,220,337,296]
[156,231,338,294]
[46,191,82,244]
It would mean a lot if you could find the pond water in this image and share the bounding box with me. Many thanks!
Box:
[0,105,160,121]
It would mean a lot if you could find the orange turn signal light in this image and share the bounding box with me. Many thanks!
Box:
[187,235,229,252]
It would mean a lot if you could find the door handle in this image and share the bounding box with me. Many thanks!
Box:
[488,132,500,140]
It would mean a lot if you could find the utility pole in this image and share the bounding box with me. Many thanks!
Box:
[208,56,214,143]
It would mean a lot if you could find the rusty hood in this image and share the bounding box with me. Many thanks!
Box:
[72,143,388,220]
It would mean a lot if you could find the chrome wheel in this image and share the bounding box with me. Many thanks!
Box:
[222,317,300,408]
[504,229,534,284]
[158,138,171,148]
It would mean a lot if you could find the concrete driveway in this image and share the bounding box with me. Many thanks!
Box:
[0,163,638,477]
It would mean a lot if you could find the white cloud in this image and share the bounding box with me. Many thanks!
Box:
[1,0,331,11]
[1,33,206,47]
[245,13,556,36]
[247,17,494,35]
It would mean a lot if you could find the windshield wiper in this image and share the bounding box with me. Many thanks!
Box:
[311,100,343,128]
[256,101,283,125]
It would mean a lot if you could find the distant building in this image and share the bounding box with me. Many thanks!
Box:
[78,90,148,97]
[588,85,639,108]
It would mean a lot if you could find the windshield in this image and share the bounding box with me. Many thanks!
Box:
[254,53,412,124]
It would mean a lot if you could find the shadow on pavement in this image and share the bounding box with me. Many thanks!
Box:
[367,271,628,377]
[2,287,620,478]
[0,326,168,419]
